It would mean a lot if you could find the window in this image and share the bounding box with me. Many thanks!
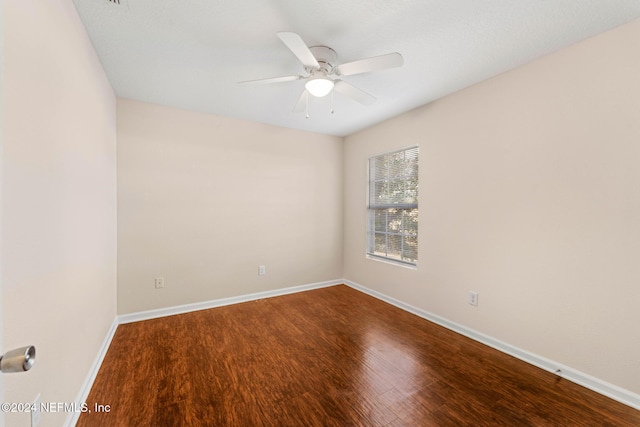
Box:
[368,146,419,265]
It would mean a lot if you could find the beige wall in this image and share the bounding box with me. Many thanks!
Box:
[117,99,343,314]
[344,18,640,395]
[1,0,117,426]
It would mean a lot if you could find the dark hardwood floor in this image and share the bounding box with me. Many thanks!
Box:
[77,285,639,426]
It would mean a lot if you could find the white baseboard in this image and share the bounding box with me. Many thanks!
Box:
[343,279,640,411]
[118,279,342,324]
[65,317,119,427]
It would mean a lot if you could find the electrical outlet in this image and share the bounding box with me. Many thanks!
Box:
[258,265,266,276]
[155,277,165,289]
[31,394,41,427]
[469,291,479,306]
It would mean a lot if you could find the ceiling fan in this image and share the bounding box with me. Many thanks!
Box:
[239,32,403,114]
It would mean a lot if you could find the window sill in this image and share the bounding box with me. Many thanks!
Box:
[366,254,418,270]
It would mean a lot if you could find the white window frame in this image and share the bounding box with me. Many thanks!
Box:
[367,145,419,267]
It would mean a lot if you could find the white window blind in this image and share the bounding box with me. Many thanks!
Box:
[368,146,418,265]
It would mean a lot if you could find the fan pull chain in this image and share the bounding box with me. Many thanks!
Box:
[330,90,335,114]
[305,91,310,119]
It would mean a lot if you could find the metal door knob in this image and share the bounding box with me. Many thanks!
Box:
[0,346,36,373]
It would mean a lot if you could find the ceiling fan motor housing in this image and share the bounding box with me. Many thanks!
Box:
[307,46,337,75]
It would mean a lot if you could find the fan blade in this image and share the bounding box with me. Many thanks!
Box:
[334,80,376,105]
[337,52,403,76]
[238,75,303,85]
[277,32,320,68]
[292,90,309,113]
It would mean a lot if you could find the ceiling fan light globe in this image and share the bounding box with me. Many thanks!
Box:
[305,77,334,97]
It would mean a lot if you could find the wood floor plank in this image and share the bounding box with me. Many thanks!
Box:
[77,285,640,426]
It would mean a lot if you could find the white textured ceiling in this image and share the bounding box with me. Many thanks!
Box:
[73,0,640,137]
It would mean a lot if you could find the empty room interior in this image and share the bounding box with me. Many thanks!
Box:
[2,0,640,426]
